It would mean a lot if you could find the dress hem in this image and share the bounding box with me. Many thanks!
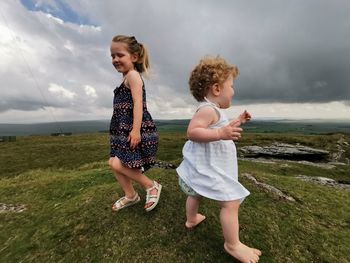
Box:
[177,172,250,202]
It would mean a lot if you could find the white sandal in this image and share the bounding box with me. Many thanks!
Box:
[145,181,162,212]
[112,192,140,211]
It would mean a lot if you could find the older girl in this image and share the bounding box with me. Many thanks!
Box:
[108,35,161,212]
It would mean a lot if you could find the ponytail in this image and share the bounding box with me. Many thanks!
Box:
[136,43,150,75]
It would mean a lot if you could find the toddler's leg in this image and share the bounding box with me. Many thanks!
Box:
[185,196,206,229]
[219,200,261,263]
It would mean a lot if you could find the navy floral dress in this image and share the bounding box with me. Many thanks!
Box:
[109,79,159,171]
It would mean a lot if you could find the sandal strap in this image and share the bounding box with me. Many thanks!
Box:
[144,182,162,212]
[146,195,158,201]
[146,197,158,203]
[145,181,161,204]
[125,192,139,201]
[114,197,126,208]
[114,193,139,208]
[146,181,159,194]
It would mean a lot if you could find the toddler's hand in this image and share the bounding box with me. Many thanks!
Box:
[217,119,242,140]
[128,129,141,150]
[238,110,252,124]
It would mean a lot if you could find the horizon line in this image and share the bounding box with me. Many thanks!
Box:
[1,117,350,125]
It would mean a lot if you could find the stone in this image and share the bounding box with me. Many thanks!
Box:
[239,143,329,161]
[241,173,296,202]
[295,175,350,190]
[154,160,177,169]
[0,203,27,213]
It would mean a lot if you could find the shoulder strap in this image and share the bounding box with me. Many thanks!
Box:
[196,102,221,120]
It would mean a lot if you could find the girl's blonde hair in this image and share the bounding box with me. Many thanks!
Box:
[112,35,150,76]
[189,56,239,101]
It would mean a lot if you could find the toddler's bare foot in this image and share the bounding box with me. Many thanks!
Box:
[185,213,206,229]
[224,242,261,263]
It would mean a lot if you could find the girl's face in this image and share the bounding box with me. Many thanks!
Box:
[110,41,138,75]
[218,75,235,109]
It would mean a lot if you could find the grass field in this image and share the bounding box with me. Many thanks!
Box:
[0,132,349,262]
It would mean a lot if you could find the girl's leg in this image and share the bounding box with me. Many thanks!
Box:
[219,200,261,263]
[109,157,160,209]
[109,158,136,199]
[185,196,206,229]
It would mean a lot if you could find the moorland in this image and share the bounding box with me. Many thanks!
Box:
[0,126,349,262]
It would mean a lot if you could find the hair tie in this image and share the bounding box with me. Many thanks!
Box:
[130,36,138,44]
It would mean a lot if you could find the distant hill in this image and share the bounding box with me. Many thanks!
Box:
[243,119,350,134]
[0,119,349,136]
[0,120,110,136]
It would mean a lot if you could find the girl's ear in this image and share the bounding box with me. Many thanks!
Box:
[131,54,138,63]
[210,83,221,96]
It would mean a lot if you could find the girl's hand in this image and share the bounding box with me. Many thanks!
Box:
[128,129,141,150]
[238,110,252,124]
[218,119,242,141]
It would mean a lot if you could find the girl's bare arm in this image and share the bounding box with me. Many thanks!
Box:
[126,70,143,149]
[187,106,242,142]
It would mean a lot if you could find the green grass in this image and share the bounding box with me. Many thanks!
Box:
[0,134,110,178]
[0,132,350,262]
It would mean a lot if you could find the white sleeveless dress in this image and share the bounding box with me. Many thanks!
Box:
[176,101,250,202]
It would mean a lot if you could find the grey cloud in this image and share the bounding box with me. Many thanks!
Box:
[343,100,350,107]
[0,98,51,112]
[74,0,349,105]
[1,0,349,121]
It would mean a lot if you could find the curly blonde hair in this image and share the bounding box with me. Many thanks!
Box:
[189,56,239,101]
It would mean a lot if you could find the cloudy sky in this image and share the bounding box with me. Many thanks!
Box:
[0,0,349,123]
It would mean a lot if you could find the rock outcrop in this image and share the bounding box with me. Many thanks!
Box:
[241,173,295,201]
[331,135,350,164]
[239,143,329,161]
[295,175,350,190]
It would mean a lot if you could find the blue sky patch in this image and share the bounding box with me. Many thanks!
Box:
[20,0,96,26]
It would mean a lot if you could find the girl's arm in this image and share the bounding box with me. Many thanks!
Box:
[187,106,243,142]
[125,70,143,149]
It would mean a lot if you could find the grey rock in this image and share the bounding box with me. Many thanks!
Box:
[154,160,177,169]
[295,175,350,190]
[239,143,329,161]
[241,173,295,202]
[0,203,27,213]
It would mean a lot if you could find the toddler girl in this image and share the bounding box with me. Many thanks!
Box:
[177,56,261,263]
